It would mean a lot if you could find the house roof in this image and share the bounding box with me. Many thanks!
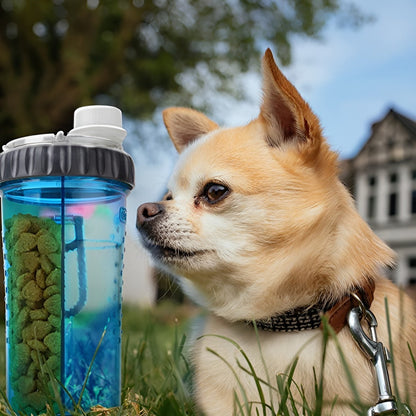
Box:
[353,108,416,160]
[392,109,416,137]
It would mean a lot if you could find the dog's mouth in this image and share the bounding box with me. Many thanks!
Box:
[152,244,206,259]
[141,236,209,264]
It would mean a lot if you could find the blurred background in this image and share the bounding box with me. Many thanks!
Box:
[1,0,415,307]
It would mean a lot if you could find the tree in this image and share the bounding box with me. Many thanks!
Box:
[0,0,367,144]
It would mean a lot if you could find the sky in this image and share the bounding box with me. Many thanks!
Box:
[125,0,416,229]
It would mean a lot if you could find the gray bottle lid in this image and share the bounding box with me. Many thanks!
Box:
[0,106,135,188]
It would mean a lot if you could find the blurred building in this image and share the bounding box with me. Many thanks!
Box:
[122,231,156,305]
[341,108,416,287]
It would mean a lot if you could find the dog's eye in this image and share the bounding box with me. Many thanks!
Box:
[163,192,173,201]
[202,183,230,204]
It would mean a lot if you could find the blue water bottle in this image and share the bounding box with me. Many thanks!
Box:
[0,106,135,414]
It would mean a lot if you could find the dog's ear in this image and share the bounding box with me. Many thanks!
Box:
[260,49,322,151]
[163,107,219,153]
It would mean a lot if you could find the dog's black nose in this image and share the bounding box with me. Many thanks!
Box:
[136,203,165,227]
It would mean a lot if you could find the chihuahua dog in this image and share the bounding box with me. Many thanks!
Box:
[137,49,416,414]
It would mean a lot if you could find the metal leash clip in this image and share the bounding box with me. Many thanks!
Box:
[347,293,398,416]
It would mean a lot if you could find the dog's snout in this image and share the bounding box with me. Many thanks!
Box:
[136,202,165,227]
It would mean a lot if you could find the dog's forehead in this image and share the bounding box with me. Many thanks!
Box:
[168,129,227,191]
[167,122,279,193]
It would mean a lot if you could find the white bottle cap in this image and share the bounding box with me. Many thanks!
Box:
[68,105,127,146]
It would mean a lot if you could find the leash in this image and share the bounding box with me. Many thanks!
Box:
[247,280,405,414]
[348,293,399,415]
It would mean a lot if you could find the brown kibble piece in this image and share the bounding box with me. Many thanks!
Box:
[44,332,60,354]
[35,268,46,289]
[16,272,34,290]
[14,343,31,372]
[46,269,61,286]
[8,215,31,242]
[44,294,61,315]
[23,321,52,341]
[26,299,43,310]
[27,391,47,411]
[30,308,49,320]
[39,254,54,274]
[45,355,60,371]
[32,320,52,339]
[47,252,61,268]
[44,285,60,299]
[22,280,43,302]
[19,252,40,273]
[16,307,29,328]
[15,233,37,253]
[27,339,47,352]
[37,232,59,254]
[48,315,60,328]
[16,375,36,394]
[27,362,37,378]
[30,350,41,369]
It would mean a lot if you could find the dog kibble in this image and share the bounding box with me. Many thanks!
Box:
[47,252,61,268]
[16,375,36,395]
[22,280,43,302]
[46,268,60,286]
[45,355,60,371]
[16,272,33,290]
[19,251,40,273]
[44,284,60,299]
[14,343,31,372]
[44,294,61,315]
[39,253,54,274]
[4,213,62,413]
[48,314,60,328]
[15,233,38,253]
[35,269,46,289]
[29,308,49,321]
[37,232,59,254]
[27,339,47,352]
[27,391,48,412]
[16,307,29,328]
[44,332,60,354]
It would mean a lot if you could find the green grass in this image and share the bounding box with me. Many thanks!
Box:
[0,301,414,416]
[0,301,199,416]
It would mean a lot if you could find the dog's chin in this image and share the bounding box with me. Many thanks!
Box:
[142,239,213,272]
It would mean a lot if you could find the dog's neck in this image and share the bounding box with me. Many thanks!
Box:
[246,279,375,333]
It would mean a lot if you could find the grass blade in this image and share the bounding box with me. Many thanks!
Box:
[77,327,107,410]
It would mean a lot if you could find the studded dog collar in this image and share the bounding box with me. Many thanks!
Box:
[248,279,375,333]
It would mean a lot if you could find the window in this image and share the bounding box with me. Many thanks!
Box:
[411,190,416,214]
[389,173,398,183]
[368,176,377,187]
[409,257,416,286]
[412,169,416,215]
[389,193,397,217]
[387,171,399,219]
[368,195,376,219]
[366,174,377,221]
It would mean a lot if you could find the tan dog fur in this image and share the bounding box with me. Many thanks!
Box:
[137,49,416,415]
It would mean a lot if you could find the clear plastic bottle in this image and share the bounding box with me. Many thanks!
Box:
[0,106,135,414]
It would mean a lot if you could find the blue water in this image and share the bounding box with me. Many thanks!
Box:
[63,303,121,409]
